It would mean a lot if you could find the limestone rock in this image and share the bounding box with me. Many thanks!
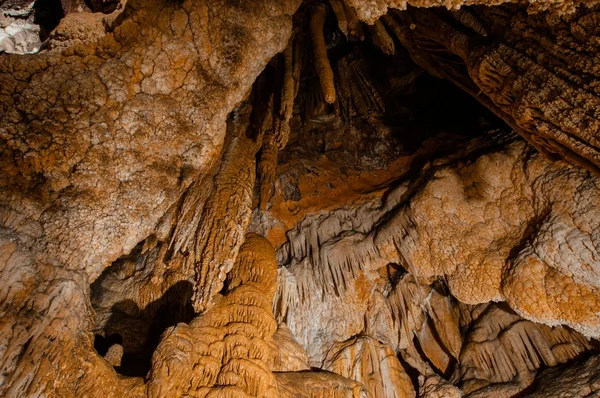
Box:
[419,370,463,398]
[454,303,591,395]
[525,355,600,398]
[387,4,600,174]
[0,0,41,53]
[323,335,415,398]
[269,322,311,372]
[2,0,600,396]
[276,371,368,398]
[47,12,108,51]
[346,0,595,24]
[0,0,302,395]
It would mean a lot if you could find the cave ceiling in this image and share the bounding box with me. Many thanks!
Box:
[1,0,600,397]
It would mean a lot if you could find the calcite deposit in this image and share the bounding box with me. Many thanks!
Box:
[1,0,600,397]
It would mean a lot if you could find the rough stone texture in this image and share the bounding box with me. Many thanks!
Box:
[270,129,600,396]
[419,371,463,398]
[524,355,600,397]
[273,131,600,343]
[2,0,600,396]
[385,4,600,175]
[0,0,301,395]
[323,335,415,398]
[276,371,367,398]
[454,302,591,395]
[47,12,108,51]
[346,0,596,24]
[0,0,41,53]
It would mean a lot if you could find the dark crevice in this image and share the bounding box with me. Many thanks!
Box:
[33,0,64,41]
[92,281,195,377]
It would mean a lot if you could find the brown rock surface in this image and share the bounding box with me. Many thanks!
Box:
[346,0,596,24]
[386,4,600,174]
[323,335,415,398]
[0,0,301,395]
[2,0,600,397]
[524,355,600,397]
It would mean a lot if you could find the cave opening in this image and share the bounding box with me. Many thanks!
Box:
[32,0,64,41]
[90,241,196,377]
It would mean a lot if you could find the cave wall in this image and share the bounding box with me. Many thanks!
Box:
[0,0,301,394]
[0,0,600,397]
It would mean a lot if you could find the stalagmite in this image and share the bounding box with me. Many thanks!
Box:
[269,323,311,371]
[0,0,304,395]
[276,371,367,397]
[310,3,337,104]
[147,233,280,397]
[103,344,124,368]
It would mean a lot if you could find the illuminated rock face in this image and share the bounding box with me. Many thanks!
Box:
[1,0,600,397]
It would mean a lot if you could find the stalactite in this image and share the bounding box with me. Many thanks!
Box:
[451,9,488,37]
[328,0,349,37]
[425,288,462,359]
[191,101,264,313]
[380,14,407,48]
[311,3,337,104]
[258,94,276,211]
[345,59,385,117]
[259,36,298,211]
[293,30,304,99]
[277,39,296,150]
[367,19,395,55]
[344,1,365,41]
[336,57,353,121]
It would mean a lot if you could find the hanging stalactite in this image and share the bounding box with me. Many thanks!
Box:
[344,1,365,41]
[367,19,395,55]
[328,0,349,37]
[310,3,337,104]
[191,97,269,313]
[258,33,301,211]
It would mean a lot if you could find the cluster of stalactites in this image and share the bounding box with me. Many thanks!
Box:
[310,0,397,106]
[257,0,398,211]
[258,31,300,211]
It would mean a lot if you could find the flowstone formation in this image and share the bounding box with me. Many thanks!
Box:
[1,0,600,397]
